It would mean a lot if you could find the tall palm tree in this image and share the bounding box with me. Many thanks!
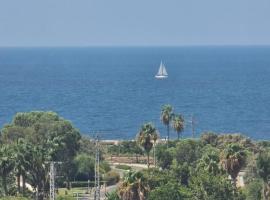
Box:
[118,171,148,200]
[172,114,184,140]
[161,105,173,143]
[136,123,158,169]
[13,139,31,194]
[0,144,14,196]
[220,144,246,188]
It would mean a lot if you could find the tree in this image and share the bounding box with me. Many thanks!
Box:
[190,168,235,200]
[13,139,31,194]
[161,104,173,142]
[257,150,270,200]
[1,111,81,199]
[148,182,191,200]
[244,179,263,200]
[155,144,174,169]
[174,139,202,166]
[172,114,184,140]
[118,171,148,200]
[221,144,247,188]
[197,146,221,175]
[136,123,158,169]
[0,144,14,196]
[74,153,95,181]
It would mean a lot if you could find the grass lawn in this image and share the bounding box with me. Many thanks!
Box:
[0,197,29,200]
[57,187,91,200]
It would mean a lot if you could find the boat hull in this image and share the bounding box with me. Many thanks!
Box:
[155,75,168,79]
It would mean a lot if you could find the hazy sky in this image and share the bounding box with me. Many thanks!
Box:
[0,0,270,46]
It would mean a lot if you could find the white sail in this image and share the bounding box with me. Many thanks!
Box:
[162,63,168,76]
[155,61,168,78]
[157,62,163,75]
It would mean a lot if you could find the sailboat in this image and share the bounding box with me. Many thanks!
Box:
[155,61,168,79]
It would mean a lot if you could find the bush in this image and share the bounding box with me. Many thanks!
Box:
[115,164,131,170]
[100,161,111,173]
[106,190,121,200]
[244,179,263,200]
[104,171,120,186]
[70,181,94,188]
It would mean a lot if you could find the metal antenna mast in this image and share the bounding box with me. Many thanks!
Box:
[94,134,100,200]
[49,162,55,200]
[48,161,62,200]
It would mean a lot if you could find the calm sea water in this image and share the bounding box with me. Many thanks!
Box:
[1,46,270,140]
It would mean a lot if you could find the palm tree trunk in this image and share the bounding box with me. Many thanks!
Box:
[263,182,270,200]
[17,174,21,193]
[3,175,7,196]
[232,178,237,196]
[153,144,156,167]
[177,132,180,140]
[147,153,150,169]
[167,124,170,141]
[22,175,26,195]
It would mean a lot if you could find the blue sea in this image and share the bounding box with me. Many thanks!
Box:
[1,46,270,140]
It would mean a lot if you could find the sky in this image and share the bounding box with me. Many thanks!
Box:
[0,0,270,46]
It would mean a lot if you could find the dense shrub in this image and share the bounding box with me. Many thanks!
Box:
[104,171,120,186]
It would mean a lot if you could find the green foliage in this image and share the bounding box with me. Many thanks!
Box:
[0,197,30,200]
[78,136,96,155]
[256,149,270,199]
[136,123,158,168]
[108,141,144,156]
[155,144,174,169]
[106,190,121,200]
[0,111,81,197]
[197,145,221,175]
[148,182,191,200]
[201,132,257,152]
[200,132,218,146]
[118,171,149,200]
[221,143,247,184]
[190,169,235,200]
[100,161,111,173]
[0,144,15,196]
[244,179,263,200]
[171,114,184,140]
[74,153,94,181]
[115,164,132,170]
[142,168,173,190]
[161,104,173,140]
[174,139,202,166]
[104,171,120,186]
[171,161,190,185]
[257,149,270,182]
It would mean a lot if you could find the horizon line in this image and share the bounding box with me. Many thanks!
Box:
[1,44,270,48]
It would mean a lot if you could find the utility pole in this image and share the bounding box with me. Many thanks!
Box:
[191,115,195,138]
[49,162,55,200]
[94,134,100,200]
[48,161,62,200]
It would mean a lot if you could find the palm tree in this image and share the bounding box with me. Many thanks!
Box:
[161,105,173,143]
[13,139,31,194]
[136,123,158,169]
[118,171,148,200]
[220,144,246,188]
[0,144,14,196]
[197,150,220,175]
[172,114,184,140]
[256,150,270,200]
